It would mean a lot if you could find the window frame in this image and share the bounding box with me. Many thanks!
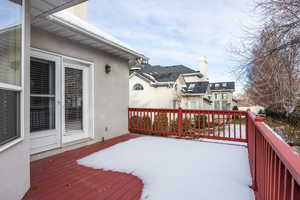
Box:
[133,83,144,91]
[0,0,25,152]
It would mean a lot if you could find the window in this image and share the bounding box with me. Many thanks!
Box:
[173,100,177,109]
[222,93,227,100]
[214,93,218,100]
[215,83,220,88]
[190,101,197,109]
[222,101,228,110]
[222,83,227,87]
[214,101,220,110]
[188,83,195,89]
[0,0,22,147]
[133,83,144,91]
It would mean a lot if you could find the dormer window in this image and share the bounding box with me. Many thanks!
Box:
[188,83,195,89]
[133,83,144,91]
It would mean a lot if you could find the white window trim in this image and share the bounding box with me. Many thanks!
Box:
[0,1,25,152]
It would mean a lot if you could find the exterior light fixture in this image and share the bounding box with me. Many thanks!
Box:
[105,64,111,74]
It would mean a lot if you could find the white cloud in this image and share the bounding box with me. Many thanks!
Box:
[88,0,260,93]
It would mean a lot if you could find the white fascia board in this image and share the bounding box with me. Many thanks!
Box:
[182,93,204,96]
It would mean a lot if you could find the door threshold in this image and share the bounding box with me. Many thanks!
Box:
[62,134,90,146]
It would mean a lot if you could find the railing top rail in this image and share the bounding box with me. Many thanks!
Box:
[129,107,248,114]
[128,107,179,112]
[248,111,300,185]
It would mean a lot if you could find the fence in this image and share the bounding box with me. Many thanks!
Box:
[128,108,248,142]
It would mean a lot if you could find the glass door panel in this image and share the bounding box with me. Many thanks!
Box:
[64,67,83,133]
[30,58,55,132]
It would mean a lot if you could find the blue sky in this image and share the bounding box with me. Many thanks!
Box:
[87,0,258,93]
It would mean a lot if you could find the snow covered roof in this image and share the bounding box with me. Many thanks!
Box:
[131,64,197,82]
[33,11,147,60]
[183,82,210,94]
[209,82,235,91]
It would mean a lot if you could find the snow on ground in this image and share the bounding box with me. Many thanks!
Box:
[78,136,254,200]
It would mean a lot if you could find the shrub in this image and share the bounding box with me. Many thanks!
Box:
[130,115,142,129]
[182,117,192,132]
[288,112,300,127]
[169,117,193,133]
[258,109,265,114]
[232,106,239,110]
[170,119,178,132]
[154,113,169,131]
[194,114,208,129]
[130,115,152,129]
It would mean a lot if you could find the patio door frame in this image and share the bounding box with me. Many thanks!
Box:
[62,58,91,143]
[30,48,95,154]
[30,50,62,155]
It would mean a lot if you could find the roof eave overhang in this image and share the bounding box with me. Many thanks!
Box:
[45,15,148,61]
[31,0,88,21]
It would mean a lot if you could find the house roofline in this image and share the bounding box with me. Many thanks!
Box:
[47,13,148,60]
[130,72,174,87]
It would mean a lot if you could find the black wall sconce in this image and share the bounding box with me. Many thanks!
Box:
[105,64,111,74]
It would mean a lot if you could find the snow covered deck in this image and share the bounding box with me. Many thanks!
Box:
[79,136,254,200]
[24,134,254,200]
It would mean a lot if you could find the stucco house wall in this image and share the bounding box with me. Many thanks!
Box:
[0,2,31,200]
[211,91,234,110]
[129,75,175,108]
[183,75,202,83]
[31,27,129,140]
[181,96,201,109]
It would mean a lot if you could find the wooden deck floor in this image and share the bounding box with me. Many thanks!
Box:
[23,134,143,200]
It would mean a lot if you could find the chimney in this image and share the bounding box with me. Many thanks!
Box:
[65,2,88,20]
[198,56,208,80]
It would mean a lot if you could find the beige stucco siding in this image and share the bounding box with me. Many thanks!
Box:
[31,27,129,140]
[129,75,175,108]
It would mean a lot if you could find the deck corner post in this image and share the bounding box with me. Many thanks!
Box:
[178,108,183,136]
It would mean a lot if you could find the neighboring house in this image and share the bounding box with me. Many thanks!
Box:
[209,82,236,110]
[129,57,235,110]
[0,1,146,200]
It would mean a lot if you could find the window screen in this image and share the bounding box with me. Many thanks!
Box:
[65,67,83,132]
[0,89,20,145]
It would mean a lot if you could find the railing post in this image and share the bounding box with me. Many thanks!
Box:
[246,109,251,142]
[178,108,183,136]
[250,115,264,192]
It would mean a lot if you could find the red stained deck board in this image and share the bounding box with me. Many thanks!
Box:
[23,134,143,200]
